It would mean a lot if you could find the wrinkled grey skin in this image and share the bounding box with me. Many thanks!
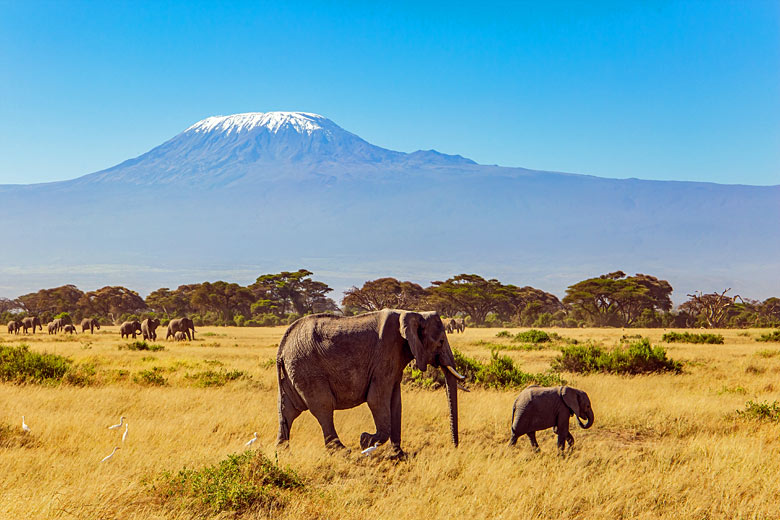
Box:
[509,385,594,453]
[120,320,142,339]
[166,318,195,340]
[174,331,187,341]
[7,320,21,334]
[142,318,160,340]
[47,322,57,335]
[80,318,100,334]
[276,309,462,458]
[63,324,77,334]
[21,316,42,334]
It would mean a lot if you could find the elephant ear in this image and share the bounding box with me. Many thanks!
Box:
[400,312,429,371]
[560,386,581,418]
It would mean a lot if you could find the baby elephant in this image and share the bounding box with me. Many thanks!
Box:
[174,331,187,341]
[509,385,594,453]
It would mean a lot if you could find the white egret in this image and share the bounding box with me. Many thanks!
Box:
[122,423,128,443]
[361,443,379,456]
[101,447,120,462]
[108,416,125,430]
[245,432,258,447]
[21,416,30,433]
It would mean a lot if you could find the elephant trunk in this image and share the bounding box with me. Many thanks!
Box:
[443,368,459,446]
[577,409,594,429]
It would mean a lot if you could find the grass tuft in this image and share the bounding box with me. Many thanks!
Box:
[737,400,780,422]
[133,367,168,386]
[120,341,165,352]
[148,451,303,514]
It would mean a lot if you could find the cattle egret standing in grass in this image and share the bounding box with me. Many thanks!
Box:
[122,423,128,443]
[245,432,258,447]
[361,444,379,456]
[108,416,125,430]
[21,416,30,433]
[101,447,120,462]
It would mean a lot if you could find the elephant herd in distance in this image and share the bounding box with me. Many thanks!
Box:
[6,316,196,342]
[445,317,466,334]
[276,309,593,458]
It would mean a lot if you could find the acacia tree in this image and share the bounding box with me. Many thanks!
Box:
[427,274,507,325]
[249,269,335,316]
[563,271,673,327]
[190,281,254,323]
[497,285,563,325]
[78,286,147,323]
[681,289,742,328]
[342,278,427,313]
[16,285,85,322]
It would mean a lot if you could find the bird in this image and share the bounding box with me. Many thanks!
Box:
[108,416,125,430]
[361,443,379,456]
[101,447,120,462]
[122,423,128,443]
[245,432,258,447]
[21,416,30,433]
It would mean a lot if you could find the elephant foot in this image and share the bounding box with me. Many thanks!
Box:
[360,432,390,450]
[387,446,406,461]
[325,438,348,452]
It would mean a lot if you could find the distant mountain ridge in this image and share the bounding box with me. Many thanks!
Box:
[0,111,777,300]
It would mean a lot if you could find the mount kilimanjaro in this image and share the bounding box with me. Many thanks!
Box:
[1,111,778,299]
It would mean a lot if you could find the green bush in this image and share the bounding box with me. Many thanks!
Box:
[512,329,551,343]
[120,341,165,352]
[133,368,167,386]
[495,330,512,338]
[0,344,71,384]
[661,331,724,344]
[552,339,682,375]
[403,349,564,390]
[149,451,303,514]
[737,400,780,422]
[185,369,246,387]
[756,330,780,342]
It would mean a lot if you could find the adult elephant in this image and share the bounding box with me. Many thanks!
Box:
[52,316,72,333]
[47,322,57,335]
[119,320,142,339]
[444,319,455,334]
[21,316,42,334]
[508,385,594,453]
[276,309,465,458]
[454,318,466,333]
[80,318,100,334]
[142,318,160,340]
[166,318,195,340]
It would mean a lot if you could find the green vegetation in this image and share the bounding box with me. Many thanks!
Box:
[184,369,246,387]
[0,344,71,384]
[737,400,780,422]
[662,331,724,344]
[552,339,682,375]
[755,349,780,358]
[149,451,303,514]
[133,368,167,386]
[404,349,564,389]
[120,341,165,351]
[511,329,552,343]
[756,330,780,342]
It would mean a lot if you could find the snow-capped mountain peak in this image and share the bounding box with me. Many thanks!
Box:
[185,111,330,136]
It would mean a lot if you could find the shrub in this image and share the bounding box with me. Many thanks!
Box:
[474,340,546,351]
[756,349,780,358]
[403,349,564,389]
[662,331,724,344]
[552,339,682,375]
[756,330,780,342]
[120,341,165,352]
[512,329,551,344]
[0,344,71,384]
[185,369,246,387]
[149,451,303,514]
[737,400,780,422]
[133,368,167,386]
[495,330,512,338]
[63,363,96,386]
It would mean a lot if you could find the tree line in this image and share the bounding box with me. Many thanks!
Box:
[1,269,778,329]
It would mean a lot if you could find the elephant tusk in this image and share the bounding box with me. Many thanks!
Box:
[457,383,470,392]
[446,365,466,380]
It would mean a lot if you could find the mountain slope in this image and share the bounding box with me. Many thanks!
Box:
[0,112,777,299]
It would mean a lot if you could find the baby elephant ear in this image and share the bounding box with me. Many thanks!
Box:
[561,386,581,418]
[400,312,428,371]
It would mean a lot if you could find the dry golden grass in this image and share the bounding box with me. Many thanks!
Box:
[2,326,780,519]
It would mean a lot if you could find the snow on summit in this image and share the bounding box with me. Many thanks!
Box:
[185,112,330,136]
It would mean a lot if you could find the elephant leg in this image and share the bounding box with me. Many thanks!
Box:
[389,381,403,449]
[566,432,575,447]
[527,431,540,451]
[276,393,303,445]
[361,383,392,450]
[508,432,518,446]
[556,415,570,454]
[309,404,344,450]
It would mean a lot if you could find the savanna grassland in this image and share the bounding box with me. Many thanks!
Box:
[2,326,780,519]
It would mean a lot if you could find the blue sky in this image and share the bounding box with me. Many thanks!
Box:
[1,1,778,185]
